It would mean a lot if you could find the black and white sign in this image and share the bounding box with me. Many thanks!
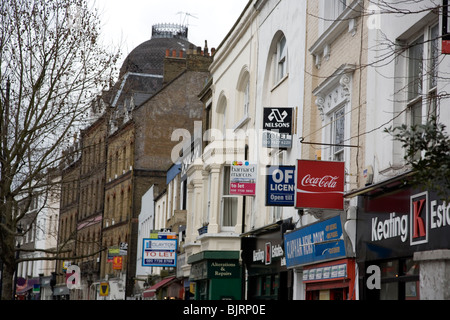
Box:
[262,107,293,148]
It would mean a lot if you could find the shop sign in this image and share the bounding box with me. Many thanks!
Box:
[266,166,295,206]
[295,160,345,210]
[119,242,128,256]
[189,261,240,280]
[252,242,284,265]
[284,215,346,268]
[262,107,293,148]
[108,246,120,256]
[113,256,123,270]
[142,238,177,267]
[303,263,347,282]
[229,161,256,196]
[208,261,240,279]
[365,191,450,249]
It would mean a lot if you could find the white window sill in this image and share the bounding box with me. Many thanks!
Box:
[271,73,289,92]
[233,114,251,131]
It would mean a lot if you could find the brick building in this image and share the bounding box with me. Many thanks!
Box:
[54,141,81,299]
[98,24,213,299]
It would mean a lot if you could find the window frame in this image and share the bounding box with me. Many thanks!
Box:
[406,22,440,128]
[276,35,287,82]
[220,165,239,232]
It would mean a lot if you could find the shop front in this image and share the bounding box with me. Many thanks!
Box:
[284,213,356,300]
[241,219,294,300]
[302,258,355,300]
[187,251,241,300]
[352,173,450,300]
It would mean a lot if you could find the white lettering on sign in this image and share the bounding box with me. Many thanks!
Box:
[370,196,450,245]
[286,237,303,259]
[430,200,450,229]
[301,175,339,189]
[253,249,264,263]
[252,244,284,263]
[66,265,81,289]
[271,244,284,258]
[272,169,294,184]
[371,212,408,243]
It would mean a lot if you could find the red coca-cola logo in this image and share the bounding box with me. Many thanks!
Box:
[296,160,345,210]
[301,174,339,189]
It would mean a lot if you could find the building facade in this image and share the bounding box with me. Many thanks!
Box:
[348,0,450,300]
[48,0,450,301]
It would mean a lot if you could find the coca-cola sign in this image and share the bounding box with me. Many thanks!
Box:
[295,160,345,210]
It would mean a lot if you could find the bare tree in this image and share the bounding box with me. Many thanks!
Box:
[0,0,119,300]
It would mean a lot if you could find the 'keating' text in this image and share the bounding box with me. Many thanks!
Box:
[371,212,408,242]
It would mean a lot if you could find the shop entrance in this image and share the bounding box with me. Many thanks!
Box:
[306,287,348,300]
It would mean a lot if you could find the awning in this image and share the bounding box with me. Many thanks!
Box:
[53,285,70,296]
[343,170,414,198]
[16,278,40,294]
[142,276,176,298]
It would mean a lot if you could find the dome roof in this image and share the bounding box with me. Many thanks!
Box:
[119,24,196,78]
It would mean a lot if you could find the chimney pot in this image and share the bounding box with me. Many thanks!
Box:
[166,49,170,57]
[179,50,183,58]
[172,49,176,57]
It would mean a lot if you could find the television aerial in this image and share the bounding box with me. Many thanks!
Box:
[176,12,198,27]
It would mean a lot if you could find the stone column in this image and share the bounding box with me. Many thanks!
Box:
[206,163,221,234]
[185,183,195,244]
[413,249,450,300]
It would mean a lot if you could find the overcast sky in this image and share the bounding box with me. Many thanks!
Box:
[91,0,247,64]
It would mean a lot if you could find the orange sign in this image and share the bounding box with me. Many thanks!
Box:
[113,256,123,270]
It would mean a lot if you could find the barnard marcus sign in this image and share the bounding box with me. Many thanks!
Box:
[262,107,293,148]
[357,187,450,262]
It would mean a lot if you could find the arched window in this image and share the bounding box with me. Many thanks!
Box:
[263,31,289,104]
[236,68,251,123]
[276,35,287,82]
[216,93,228,139]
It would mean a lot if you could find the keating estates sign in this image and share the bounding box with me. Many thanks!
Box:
[295,160,345,210]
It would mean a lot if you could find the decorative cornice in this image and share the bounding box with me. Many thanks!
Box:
[313,64,355,120]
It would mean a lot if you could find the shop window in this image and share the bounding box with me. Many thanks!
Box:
[249,274,280,300]
[370,258,420,300]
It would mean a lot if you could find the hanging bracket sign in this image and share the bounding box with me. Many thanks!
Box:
[262,107,293,148]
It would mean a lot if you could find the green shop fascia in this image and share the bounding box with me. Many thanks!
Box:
[187,251,241,300]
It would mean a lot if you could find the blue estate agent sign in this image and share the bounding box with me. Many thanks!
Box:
[266,166,295,206]
[142,239,177,267]
[284,215,346,268]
